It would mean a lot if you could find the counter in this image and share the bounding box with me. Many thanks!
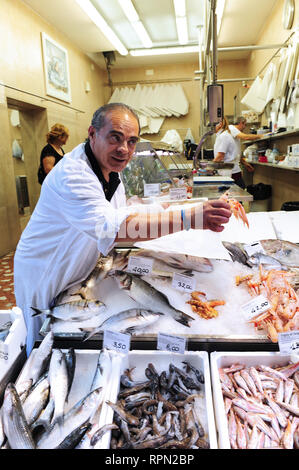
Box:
[192,183,253,203]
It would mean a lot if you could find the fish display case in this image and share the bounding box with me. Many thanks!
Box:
[210,352,299,449]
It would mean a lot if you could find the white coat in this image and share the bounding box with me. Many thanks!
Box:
[14,143,132,354]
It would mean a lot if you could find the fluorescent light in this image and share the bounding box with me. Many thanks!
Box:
[118,0,153,48]
[75,0,128,55]
[118,0,139,22]
[173,0,186,17]
[216,0,225,35]
[130,45,199,56]
[176,16,188,45]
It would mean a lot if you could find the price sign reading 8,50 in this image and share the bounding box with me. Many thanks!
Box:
[241,294,271,321]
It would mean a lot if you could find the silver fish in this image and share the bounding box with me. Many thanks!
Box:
[37,387,103,449]
[30,398,55,434]
[82,309,163,341]
[64,348,76,402]
[16,331,54,388]
[48,349,69,427]
[260,239,299,268]
[55,421,91,449]
[0,321,12,342]
[22,377,50,426]
[248,252,286,270]
[31,299,106,322]
[222,242,251,266]
[133,249,213,273]
[114,272,194,327]
[2,383,35,449]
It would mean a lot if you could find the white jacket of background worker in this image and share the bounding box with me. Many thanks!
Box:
[14,143,133,355]
[214,129,236,165]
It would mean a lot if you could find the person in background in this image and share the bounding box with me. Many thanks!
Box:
[37,123,69,184]
[229,116,264,189]
[15,103,232,354]
[213,117,235,165]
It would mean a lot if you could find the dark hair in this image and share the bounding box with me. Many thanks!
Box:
[91,103,140,134]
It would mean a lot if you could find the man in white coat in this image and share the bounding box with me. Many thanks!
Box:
[14,103,232,354]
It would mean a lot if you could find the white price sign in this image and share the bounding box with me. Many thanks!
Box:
[127,256,153,276]
[172,272,196,293]
[241,294,271,320]
[144,183,161,197]
[157,333,186,354]
[278,330,299,355]
[169,187,187,201]
[243,241,266,257]
[103,330,130,355]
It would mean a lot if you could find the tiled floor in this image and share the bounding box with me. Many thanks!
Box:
[0,252,16,310]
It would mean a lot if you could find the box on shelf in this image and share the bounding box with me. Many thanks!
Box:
[210,351,297,449]
[0,307,26,378]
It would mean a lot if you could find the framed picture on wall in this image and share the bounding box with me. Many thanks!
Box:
[41,32,71,103]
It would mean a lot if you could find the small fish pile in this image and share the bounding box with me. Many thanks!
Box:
[108,361,210,449]
[186,291,225,320]
[219,361,299,449]
[0,333,116,449]
[236,266,299,342]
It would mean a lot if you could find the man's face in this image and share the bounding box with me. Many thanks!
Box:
[88,109,139,178]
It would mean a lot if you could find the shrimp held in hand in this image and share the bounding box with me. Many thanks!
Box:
[219,191,249,228]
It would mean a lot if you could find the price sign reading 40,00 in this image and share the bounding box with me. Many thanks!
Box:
[127,256,153,277]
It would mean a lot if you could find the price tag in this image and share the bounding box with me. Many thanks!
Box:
[241,294,271,320]
[243,241,266,257]
[278,330,299,355]
[144,183,161,197]
[172,272,196,293]
[103,330,130,355]
[127,256,153,276]
[169,187,187,201]
[157,333,186,354]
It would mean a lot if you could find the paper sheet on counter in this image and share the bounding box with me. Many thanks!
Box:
[268,210,299,243]
[220,212,277,243]
[135,229,231,260]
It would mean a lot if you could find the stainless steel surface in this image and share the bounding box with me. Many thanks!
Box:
[198,161,234,170]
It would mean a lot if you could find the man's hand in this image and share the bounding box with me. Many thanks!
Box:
[200,199,232,232]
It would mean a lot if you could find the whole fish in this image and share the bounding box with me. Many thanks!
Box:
[259,239,299,268]
[81,309,163,340]
[15,331,54,388]
[22,377,50,426]
[247,252,285,270]
[64,348,76,401]
[90,349,111,393]
[37,387,103,449]
[55,422,91,449]
[30,398,55,434]
[114,272,194,327]
[31,299,106,322]
[133,249,213,273]
[2,383,35,449]
[222,242,251,266]
[48,349,69,427]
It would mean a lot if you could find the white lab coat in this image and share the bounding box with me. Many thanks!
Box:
[214,130,236,163]
[228,125,242,174]
[14,143,132,354]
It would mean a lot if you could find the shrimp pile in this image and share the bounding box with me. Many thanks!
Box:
[219,191,249,228]
[187,291,226,320]
[236,266,299,342]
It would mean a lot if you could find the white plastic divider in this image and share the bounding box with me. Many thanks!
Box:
[0,307,26,379]
[210,351,296,449]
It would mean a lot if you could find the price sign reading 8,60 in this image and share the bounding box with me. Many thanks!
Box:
[241,294,271,321]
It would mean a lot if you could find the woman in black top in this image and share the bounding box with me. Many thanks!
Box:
[38,123,69,184]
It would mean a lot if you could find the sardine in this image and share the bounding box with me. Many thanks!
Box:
[114,272,194,327]
[2,383,35,449]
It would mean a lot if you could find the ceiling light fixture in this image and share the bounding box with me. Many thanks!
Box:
[130,45,199,56]
[118,0,153,48]
[75,0,128,55]
[216,0,226,35]
[173,0,188,45]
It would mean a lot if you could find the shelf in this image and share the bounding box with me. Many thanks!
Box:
[243,128,299,145]
[248,161,299,172]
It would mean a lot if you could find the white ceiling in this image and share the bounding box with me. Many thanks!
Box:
[22,0,280,69]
